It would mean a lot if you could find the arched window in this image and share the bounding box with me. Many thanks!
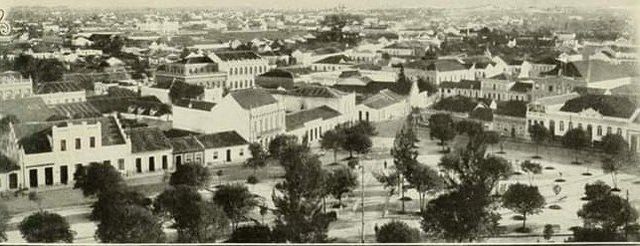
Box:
[597,126,602,136]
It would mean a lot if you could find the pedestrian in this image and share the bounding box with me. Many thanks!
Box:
[383,161,387,169]
[374,223,379,234]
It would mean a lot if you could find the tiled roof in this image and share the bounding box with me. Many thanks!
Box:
[429,59,468,72]
[339,70,362,78]
[174,56,215,64]
[195,131,248,149]
[127,127,172,153]
[383,41,424,49]
[285,106,342,131]
[14,116,126,154]
[88,96,171,116]
[174,99,217,111]
[510,82,533,93]
[213,51,261,61]
[230,88,278,110]
[289,86,349,98]
[361,89,405,109]
[542,60,638,82]
[0,152,19,173]
[169,135,204,153]
[0,97,56,123]
[314,55,353,65]
[440,80,481,90]
[258,69,295,79]
[560,94,638,119]
[36,82,84,94]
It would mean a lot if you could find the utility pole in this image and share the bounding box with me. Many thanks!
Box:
[360,158,365,244]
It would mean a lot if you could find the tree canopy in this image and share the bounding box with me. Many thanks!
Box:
[429,113,457,150]
[326,167,358,205]
[73,162,126,197]
[245,142,268,175]
[227,224,274,243]
[269,135,299,159]
[18,211,74,243]
[169,163,212,189]
[502,183,545,230]
[212,183,259,230]
[0,204,10,242]
[376,220,421,243]
[95,204,165,243]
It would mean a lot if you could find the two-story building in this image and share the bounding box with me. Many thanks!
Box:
[154,56,228,89]
[173,88,286,147]
[268,86,357,123]
[209,51,270,90]
[35,82,86,105]
[0,71,33,101]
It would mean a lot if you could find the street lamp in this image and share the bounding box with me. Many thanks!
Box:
[356,157,367,244]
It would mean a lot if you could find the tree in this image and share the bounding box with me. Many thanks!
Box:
[421,184,501,242]
[227,224,273,243]
[395,65,413,95]
[456,120,484,138]
[73,162,125,197]
[376,220,421,243]
[502,183,545,231]
[543,224,555,241]
[391,127,419,214]
[417,77,438,96]
[562,128,590,164]
[0,114,19,133]
[406,164,444,213]
[272,144,331,243]
[528,123,549,158]
[169,163,212,189]
[0,204,10,242]
[428,113,456,151]
[91,188,151,222]
[18,211,73,243]
[245,143,267,176]
[327,167,358,207]
[520,160,542,185]
[575,193,638,241]
[212,183,259,231]
[95,205,165,243]
[483,131,501,153]
[600,134,629,156]
[341,130,372,158]
[154,185,228,242]
[373,170,399,217]
[584,181,612,201]
[350,121,377,136]
[320,129,345,163]
[602,156,624,189]
[268,135,298,159]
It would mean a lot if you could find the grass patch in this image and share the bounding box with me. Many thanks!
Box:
[514,227,532,233]
[544,166,555,170]
[581,172,592,176]
[554,179,566,183]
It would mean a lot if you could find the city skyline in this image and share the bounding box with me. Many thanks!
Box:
[2,0,636,10]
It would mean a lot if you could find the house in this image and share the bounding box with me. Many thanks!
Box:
[285,106,342,145]
[356,89,409,122]
[196,131,249,165]
[154,56,228,90]
[439,80,482,99]
[0,71,33,101]
[520,57,558,78]
[127,127,173,176]
[404,59,475,85]
[173,88,286,147]
[380,41,426,58]
[5,116,134,191]
[527,93,640,152]
[269,85,357,123]
[169,135,204,166]
[35,81,86,105]
[209,50,270,90]
[311,55,355,72]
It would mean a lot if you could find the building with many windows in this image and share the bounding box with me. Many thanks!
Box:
[209,51,270,90]
[0,71,33,101]
[154,56,228,89]
[35,81,86,105]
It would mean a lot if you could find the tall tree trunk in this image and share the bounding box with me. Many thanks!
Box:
[401,184,405,213]
[323,196,327,213]
[612,173,618,188]
[522,213,527,229]
[333,148,338,163]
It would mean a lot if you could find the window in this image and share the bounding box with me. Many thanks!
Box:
[118,159,125,170]
[75,138,81,149]
[569,122,573,130]
[597,126,602,136]
[149,156,155,172]
[214,151,218,159]
[240,148,244,156]
[136,158,142,173]
[617,128,623,135]
[559,121,565,131]
[61,140,66,151]
[90,137,96,148]
[607,127,612,134]
[162,155,168,170]
[60,165,68,185]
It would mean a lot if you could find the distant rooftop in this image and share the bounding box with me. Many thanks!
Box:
[230,88,278,110]
[285,106,342,131]
[36,82,84,94]
[127,127,172,153]
[213,50,261,61]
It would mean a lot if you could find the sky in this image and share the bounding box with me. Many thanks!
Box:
[0,0,636,10]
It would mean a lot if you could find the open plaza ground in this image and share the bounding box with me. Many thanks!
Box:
[2,118,639,243]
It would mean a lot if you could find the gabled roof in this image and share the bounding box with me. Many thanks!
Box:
[428,59,468,72]
[314,55,353,65]
[560,94,638,119]
[0,97,56,122]
[174,99,216,111]
[0,152,19,173]
[440,80,481,90]
[258,69,295,79]
[195,131,248,149]
[510,82,533,93]
[169,135,204,153]
[360,89,405,109]
[289,86,349,98]
[542,60,638,82]
[285,106,342,131]
[127,127,172,153]
[230,88,278,110]
[36,82,84,94]
[213,51,261,61]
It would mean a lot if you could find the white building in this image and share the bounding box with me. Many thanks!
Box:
[35,82,86,105]
[357,89,409,122]
[0,71,33,101]
[209,51,270,90]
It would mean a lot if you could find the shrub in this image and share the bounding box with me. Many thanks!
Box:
[247,175,259,184]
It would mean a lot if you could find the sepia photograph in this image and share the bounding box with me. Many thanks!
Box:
[0,0,638,244]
